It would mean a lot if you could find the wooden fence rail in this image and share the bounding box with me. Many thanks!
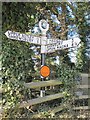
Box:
[19,80,64,108]
[19,92,64,108]
[24,80,63,89]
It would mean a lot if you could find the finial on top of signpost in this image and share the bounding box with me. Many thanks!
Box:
[39,19,49,35]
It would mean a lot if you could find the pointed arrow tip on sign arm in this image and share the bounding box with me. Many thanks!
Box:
[74,37,81,43]
[5,31,7,36]
[73,37,81,47]
[5,31,9,38]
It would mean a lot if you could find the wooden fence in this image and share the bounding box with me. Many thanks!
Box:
[19,80,64,116]
[1,73,90,118]
[19,77,90,116]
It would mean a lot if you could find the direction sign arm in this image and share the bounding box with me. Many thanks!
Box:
[44,38,81,53]
[5,30,41,45]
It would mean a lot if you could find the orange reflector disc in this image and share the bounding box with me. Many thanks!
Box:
[40,66,50,77]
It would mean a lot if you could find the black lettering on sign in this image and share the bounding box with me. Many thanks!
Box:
[46,45,49,52]
[63,44,67,48]
[75,42,77,46]
[30,36,34,43]
[72,39,77,47]
[37,37,39,44]
[56,40,63,50]
[49,39,52,44]
[25,34,29,42]
[47,44,56,53]
[8,31,11,37]
[11,31,17,39]
[9,31,13,37]
[36,37,40,44]
[15,32,19,40]
[57,45,62,50]
[72,39,74,46]
[18,33,22,41]
[33,36,37,44]
[53,39,57,43]
[22,34,27,42]
[48,39,57,44]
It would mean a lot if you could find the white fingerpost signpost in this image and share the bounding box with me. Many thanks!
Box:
[5,19,81,97]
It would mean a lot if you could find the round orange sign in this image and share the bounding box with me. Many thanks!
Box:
[40,66,50,77]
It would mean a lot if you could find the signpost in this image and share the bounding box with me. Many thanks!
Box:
[5,19,81,97]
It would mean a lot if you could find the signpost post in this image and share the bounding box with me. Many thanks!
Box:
[5,19,81,97]
[39,19,49,97]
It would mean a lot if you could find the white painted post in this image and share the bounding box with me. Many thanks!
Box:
[39,19,49,97]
